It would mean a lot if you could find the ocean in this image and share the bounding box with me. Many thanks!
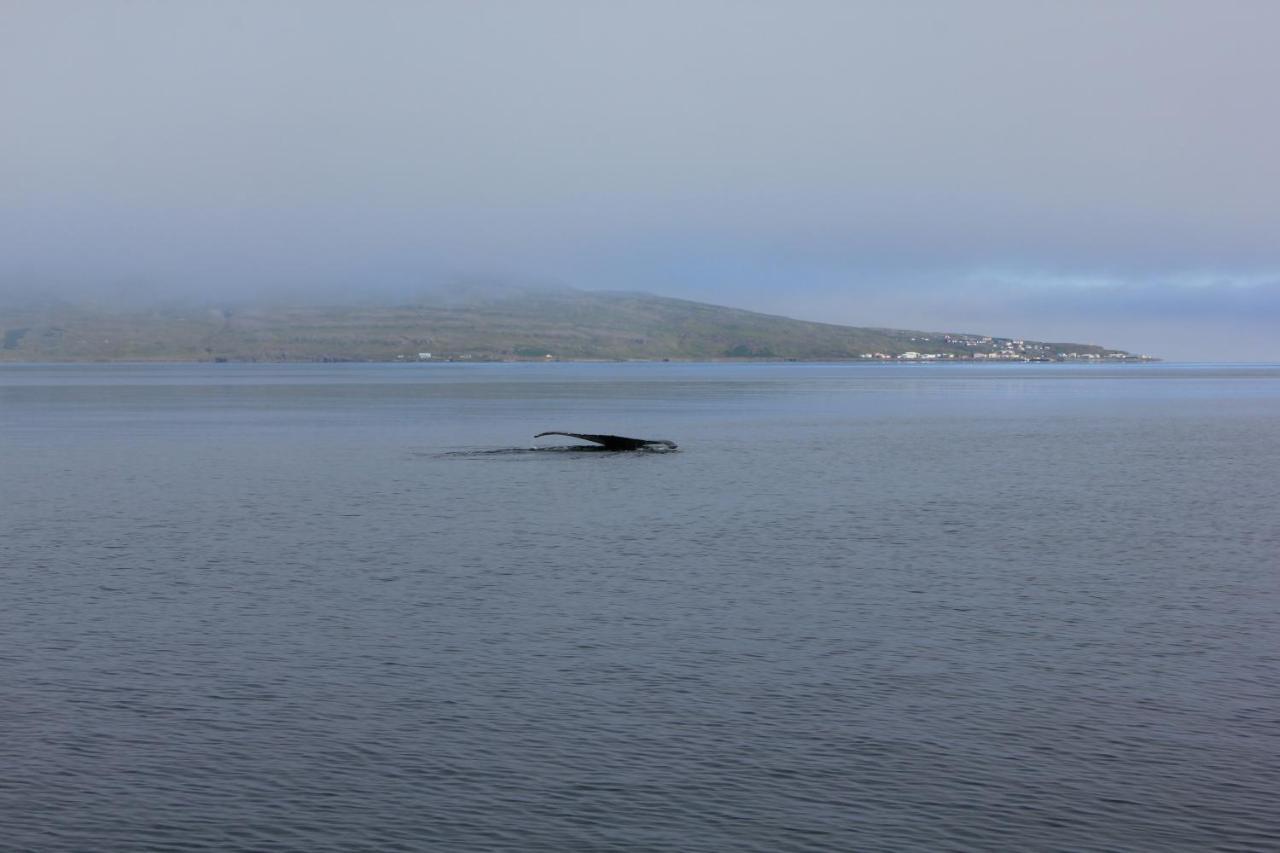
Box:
[2,362,1277,851]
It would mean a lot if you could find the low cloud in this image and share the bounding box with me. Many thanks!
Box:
[2,1,1278,358]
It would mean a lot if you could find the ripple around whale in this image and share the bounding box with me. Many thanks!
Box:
[3,362,1278,852]
[431,444,680,458]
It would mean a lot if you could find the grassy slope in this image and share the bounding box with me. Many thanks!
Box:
[0,290,1124,362]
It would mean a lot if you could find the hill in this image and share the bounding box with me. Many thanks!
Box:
[0,288,1144,362]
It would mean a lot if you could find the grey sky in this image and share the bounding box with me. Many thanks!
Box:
[3,1,1277,358]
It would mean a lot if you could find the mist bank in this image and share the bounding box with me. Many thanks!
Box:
[0,288,1147,363]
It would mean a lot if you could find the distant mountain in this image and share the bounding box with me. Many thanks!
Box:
[0,288,1146,362]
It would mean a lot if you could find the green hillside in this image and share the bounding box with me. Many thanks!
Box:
[0,289,1143,362]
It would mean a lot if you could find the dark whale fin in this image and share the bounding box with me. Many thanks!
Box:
[535,432,678,450]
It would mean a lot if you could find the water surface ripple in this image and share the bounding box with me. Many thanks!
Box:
[2,363,1278,851]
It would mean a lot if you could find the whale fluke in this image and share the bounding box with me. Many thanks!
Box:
[535,432,677,450]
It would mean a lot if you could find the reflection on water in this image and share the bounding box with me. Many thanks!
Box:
[2,363,1278,851]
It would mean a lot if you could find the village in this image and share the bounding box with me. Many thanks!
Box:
[858,334,1156,362]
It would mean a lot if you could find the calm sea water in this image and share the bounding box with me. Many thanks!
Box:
[2,362,1277,852]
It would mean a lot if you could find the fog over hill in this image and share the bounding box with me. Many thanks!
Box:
[3,3,1278,358]
[0,286,1142,363]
